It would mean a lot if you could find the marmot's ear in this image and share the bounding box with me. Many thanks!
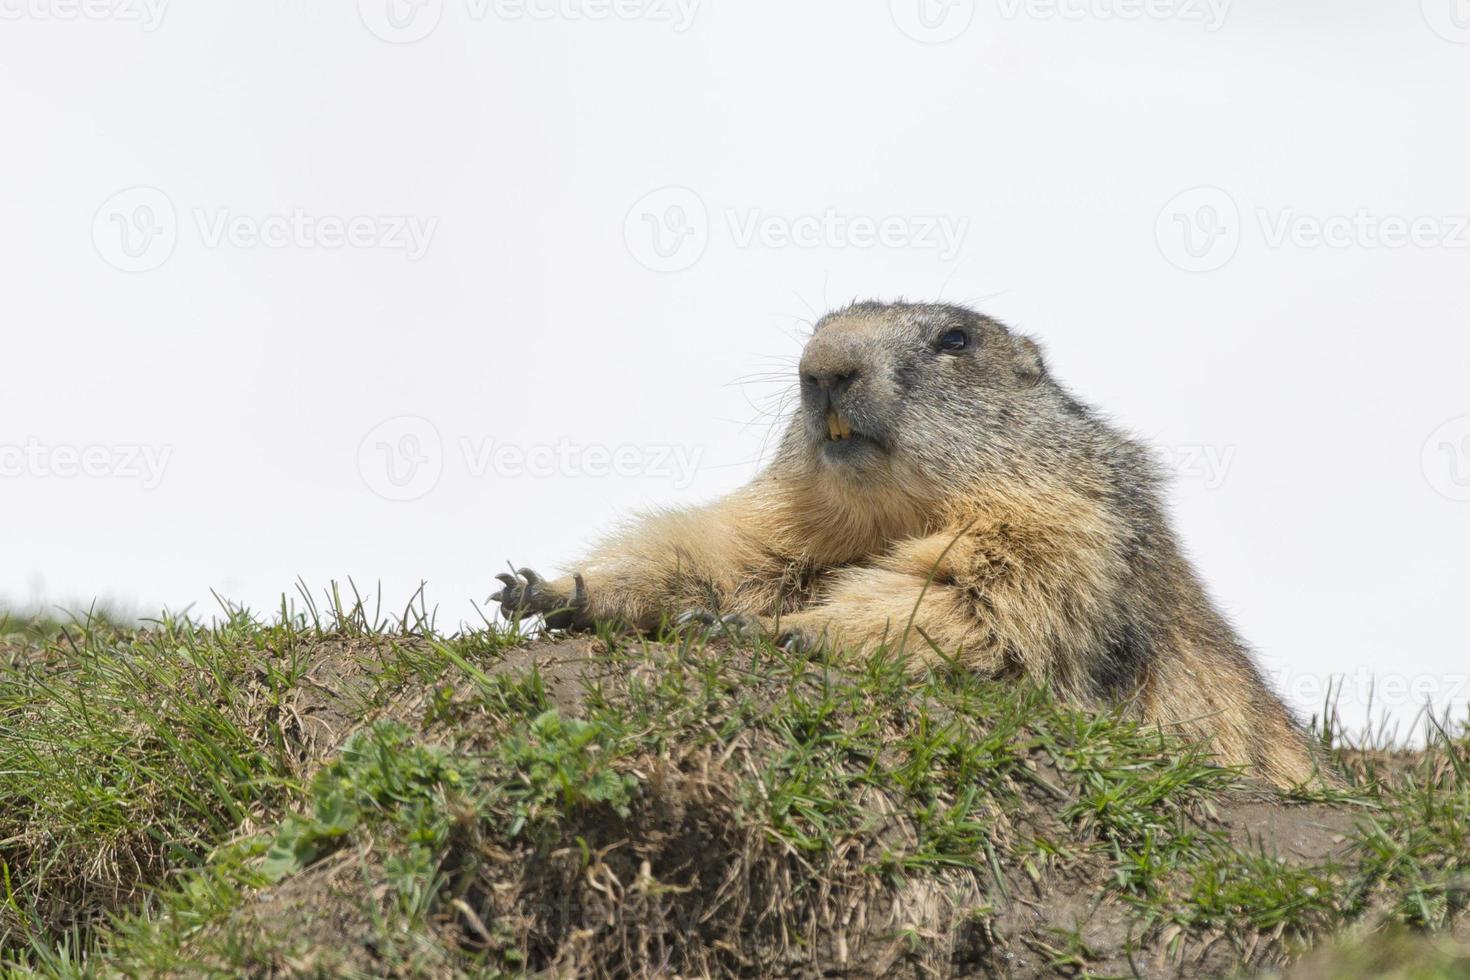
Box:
[1014,336,1046,385]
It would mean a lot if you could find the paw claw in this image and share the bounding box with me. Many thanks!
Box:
[492,564,589,630]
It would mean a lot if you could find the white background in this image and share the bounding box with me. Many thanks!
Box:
[2,0,1468,739]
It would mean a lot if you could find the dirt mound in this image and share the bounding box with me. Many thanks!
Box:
[170,637,1362,977]
[3,620,1467,978]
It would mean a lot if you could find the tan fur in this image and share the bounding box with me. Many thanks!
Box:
[501,303,1330,789]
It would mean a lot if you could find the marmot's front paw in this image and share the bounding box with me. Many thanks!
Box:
[490,567,587,629]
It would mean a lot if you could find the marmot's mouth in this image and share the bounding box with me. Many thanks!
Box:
[825,409,854,441]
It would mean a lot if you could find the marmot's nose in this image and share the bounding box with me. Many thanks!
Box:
[802,367,860,396]
[800,335,866,398]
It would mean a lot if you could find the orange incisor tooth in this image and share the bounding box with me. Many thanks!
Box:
[826,409,841,439]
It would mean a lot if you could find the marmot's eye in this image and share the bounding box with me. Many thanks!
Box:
[938,329,969,353]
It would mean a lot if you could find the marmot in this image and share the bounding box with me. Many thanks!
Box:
[492,301,1325,788]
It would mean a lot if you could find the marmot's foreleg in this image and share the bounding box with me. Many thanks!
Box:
[490,493,791,631]
[774,521,1123,692]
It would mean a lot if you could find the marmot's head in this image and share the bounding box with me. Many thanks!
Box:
[789,301,1064,492]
